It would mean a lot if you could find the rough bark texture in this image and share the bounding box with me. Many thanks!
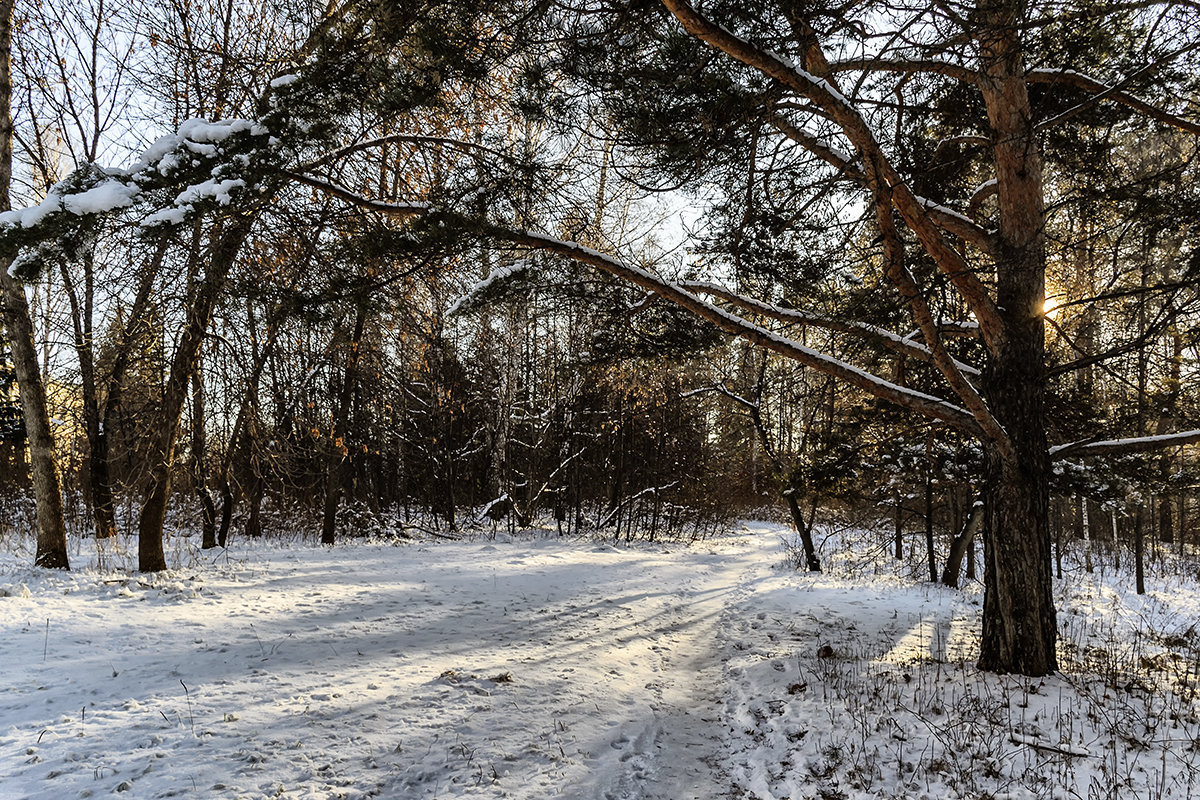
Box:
[0,0,68,569]
[976,0,1057,675]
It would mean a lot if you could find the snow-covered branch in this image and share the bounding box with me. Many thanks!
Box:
[275,172,982,433]
[679,280,981,377]
[497,228,982,435]
[657,1,1004,347]
[1029,66,1200,137]
[1050,429,1200,460]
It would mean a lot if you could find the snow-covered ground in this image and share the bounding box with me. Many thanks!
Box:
[1,522,1198,799]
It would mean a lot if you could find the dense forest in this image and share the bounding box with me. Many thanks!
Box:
[0,0,1197,678]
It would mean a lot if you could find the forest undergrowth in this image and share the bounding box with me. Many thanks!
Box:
[753,518,1200,800]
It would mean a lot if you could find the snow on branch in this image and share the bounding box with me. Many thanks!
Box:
[912,197,997,255]
[679,280,981,377]
[665,0,1007,338]
[497,228,982,435]
[0,117,275,269]
[269,173,982,434]
[1050,429,1200,460]
[1029,66,1200,137]
[447,260,532,315]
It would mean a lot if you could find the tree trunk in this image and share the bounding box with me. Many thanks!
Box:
[321,304,366,545]
[138,217,253,571]
[979,453,1055,674]
[0,273,69,568]
[1134,508,1146,596]
[95,237,169,542]
[59,253,117,540]
[785,494,820,572]
[191,368,217,549]
[0,0,67,569]
[924,468,937,583]
[941,500,983,589]
[975,0,1057,676]
[893,489,903,560]
[217,476,233,548]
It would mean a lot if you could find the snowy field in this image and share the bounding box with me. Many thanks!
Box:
[1,522,1199,799]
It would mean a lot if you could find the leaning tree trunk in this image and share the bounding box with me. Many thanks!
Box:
[0,0,67,569]
[0,272,69,568]
[138,217,253,572]
[941,499,983,589]
[784,494,820,572]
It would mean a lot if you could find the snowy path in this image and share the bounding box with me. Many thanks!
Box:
[0,528,773,800]
[6,524,1199,799]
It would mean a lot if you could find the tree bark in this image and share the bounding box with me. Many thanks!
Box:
[0,272,69,568]
[321,303,366,545]
[138,217,253,571]
[0,0,67,569]
[976,0,1056,675]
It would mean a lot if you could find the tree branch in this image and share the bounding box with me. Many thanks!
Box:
[1029,66,1200,137]
[1051,429,1200,460]
[283,171,983,435]
[284,171,430,217]
[828,57,979,86]
[302,134,510,171]
[680,279,980,376]
[499,229,981,434]
[659,0,1006,351]
[768,113,997,255]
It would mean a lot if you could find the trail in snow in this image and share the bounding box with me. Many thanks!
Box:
[6,523,1197,800]
[0,528,772,800]
[578,542,764,800]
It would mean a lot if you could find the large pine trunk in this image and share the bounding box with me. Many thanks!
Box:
[974,0,1057,675]
[979,350,1056,673]
[979,458,1056,674]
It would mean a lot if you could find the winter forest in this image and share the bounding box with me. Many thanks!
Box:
[0,0,1199,797]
